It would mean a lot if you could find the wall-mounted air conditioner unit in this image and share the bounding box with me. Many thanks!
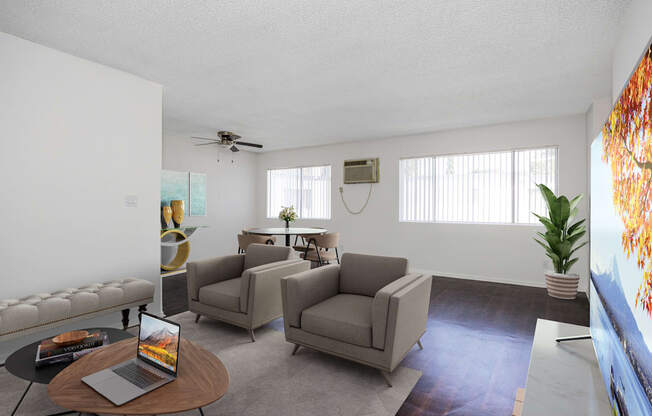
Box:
[343,158,379,184]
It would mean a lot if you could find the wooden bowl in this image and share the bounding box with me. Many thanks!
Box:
[52,330,89,346]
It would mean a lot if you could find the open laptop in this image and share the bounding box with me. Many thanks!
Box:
[82,312,181,406]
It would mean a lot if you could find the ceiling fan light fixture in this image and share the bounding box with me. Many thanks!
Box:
[191,131,262,150]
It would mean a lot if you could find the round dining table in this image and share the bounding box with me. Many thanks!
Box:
[246,227,327,247]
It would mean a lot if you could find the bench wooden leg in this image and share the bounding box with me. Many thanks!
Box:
[249,328,256,342]
[121,309,129,330]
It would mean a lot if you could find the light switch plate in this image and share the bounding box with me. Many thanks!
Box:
[124,195,138,208]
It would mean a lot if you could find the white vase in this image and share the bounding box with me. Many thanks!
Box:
[544,272,580,300]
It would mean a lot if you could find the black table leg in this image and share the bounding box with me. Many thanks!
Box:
[11,381,32,416]
[285,234,290,246]
[10,380,76,416]
[198,407,205,415]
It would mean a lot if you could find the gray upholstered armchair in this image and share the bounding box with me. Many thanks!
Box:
[187,244,310,341]
[281,253,431,386]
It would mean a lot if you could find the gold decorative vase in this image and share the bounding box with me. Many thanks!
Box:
[171,200,185,227]
[161,206,172,229]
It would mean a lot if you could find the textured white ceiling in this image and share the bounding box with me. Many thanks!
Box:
[0,0,630,150]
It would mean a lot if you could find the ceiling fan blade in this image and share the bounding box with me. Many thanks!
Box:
[236,141,263,149]
[194,142,220,146]
[191,136,219,141]
[230,145,240,152]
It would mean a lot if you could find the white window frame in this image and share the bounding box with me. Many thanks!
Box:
[398,146,559,225]
[266,164,332,220]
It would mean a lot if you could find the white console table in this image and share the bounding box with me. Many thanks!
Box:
[522,319,611,415]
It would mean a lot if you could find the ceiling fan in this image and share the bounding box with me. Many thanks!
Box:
[191,131,263,152]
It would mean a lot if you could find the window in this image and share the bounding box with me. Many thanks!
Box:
[267,165,331,219]
[399,147,557,224]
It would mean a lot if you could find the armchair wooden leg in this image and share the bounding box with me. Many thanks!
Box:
[248,328,256,342]
[292,344,301,355]
[195,314,201,323]
[417,338,423,350]
[380,371,393,387]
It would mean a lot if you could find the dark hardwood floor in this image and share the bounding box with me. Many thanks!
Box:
[162,274,589,416]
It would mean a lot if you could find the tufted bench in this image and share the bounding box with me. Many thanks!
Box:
[0,278,155,341]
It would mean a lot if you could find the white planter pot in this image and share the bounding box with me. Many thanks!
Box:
[544,272,580,300]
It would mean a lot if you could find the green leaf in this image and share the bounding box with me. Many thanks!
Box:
[569,194,583,212]
[535,238,560,261]
[569,241,588,257]
[568,219,586,235]
[558,196,571,229]
[537,184,558,216]
[534,237,551,251]
[567,227,586,239]
[533,214,557,233]
[567,231,586,246]
[558,240,573,259]
[564,257,579,273]
[542,231,562,253]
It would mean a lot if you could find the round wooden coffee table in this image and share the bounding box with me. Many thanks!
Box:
[48,337,229,415]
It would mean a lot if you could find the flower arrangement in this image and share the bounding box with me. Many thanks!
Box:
[279,206,297,227]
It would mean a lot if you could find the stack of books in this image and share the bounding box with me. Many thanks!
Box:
[35,331,109,367]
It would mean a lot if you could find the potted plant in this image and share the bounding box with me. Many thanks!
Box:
[533,184,587,300]
[279,206,297,229]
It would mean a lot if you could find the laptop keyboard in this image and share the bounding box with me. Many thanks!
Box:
[113,363,164,389]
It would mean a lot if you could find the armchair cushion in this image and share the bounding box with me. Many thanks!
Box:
[198,277,241,313]
[187,254,245,301]
[244,244,293,270]
[339,253,408,297]
[282,264,340,328]
[301,294,373,347]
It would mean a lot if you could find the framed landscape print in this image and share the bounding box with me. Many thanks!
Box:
[189,172,207,216]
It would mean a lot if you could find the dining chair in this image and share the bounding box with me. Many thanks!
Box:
[303,232,340,266]
[292,227,325,254]
[238,233,276,253]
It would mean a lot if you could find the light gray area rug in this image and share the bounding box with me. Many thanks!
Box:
[1,311,421,415]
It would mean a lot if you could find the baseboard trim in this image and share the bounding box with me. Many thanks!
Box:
[410,268,588,294]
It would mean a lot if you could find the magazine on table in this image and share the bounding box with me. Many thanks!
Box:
[35,332,109,367]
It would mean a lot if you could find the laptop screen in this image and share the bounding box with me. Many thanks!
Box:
[137,313,180,374]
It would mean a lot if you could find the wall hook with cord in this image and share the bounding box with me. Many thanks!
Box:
[339,183,373,215]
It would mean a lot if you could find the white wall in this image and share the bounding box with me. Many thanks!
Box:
[256,114,589,290]
[0,33,162,356]
[162,134,258,261]
[612,0,652,102]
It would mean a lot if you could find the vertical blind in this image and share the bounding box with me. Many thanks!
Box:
[267,165,331,219]
[399,147,557,224]
[514,147,558,224]
[399,157,434,222]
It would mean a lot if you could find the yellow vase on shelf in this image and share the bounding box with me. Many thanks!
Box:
[161,206,172,229]
[171,200,185,227]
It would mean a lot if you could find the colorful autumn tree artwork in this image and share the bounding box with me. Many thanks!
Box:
[602,44,652,315]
